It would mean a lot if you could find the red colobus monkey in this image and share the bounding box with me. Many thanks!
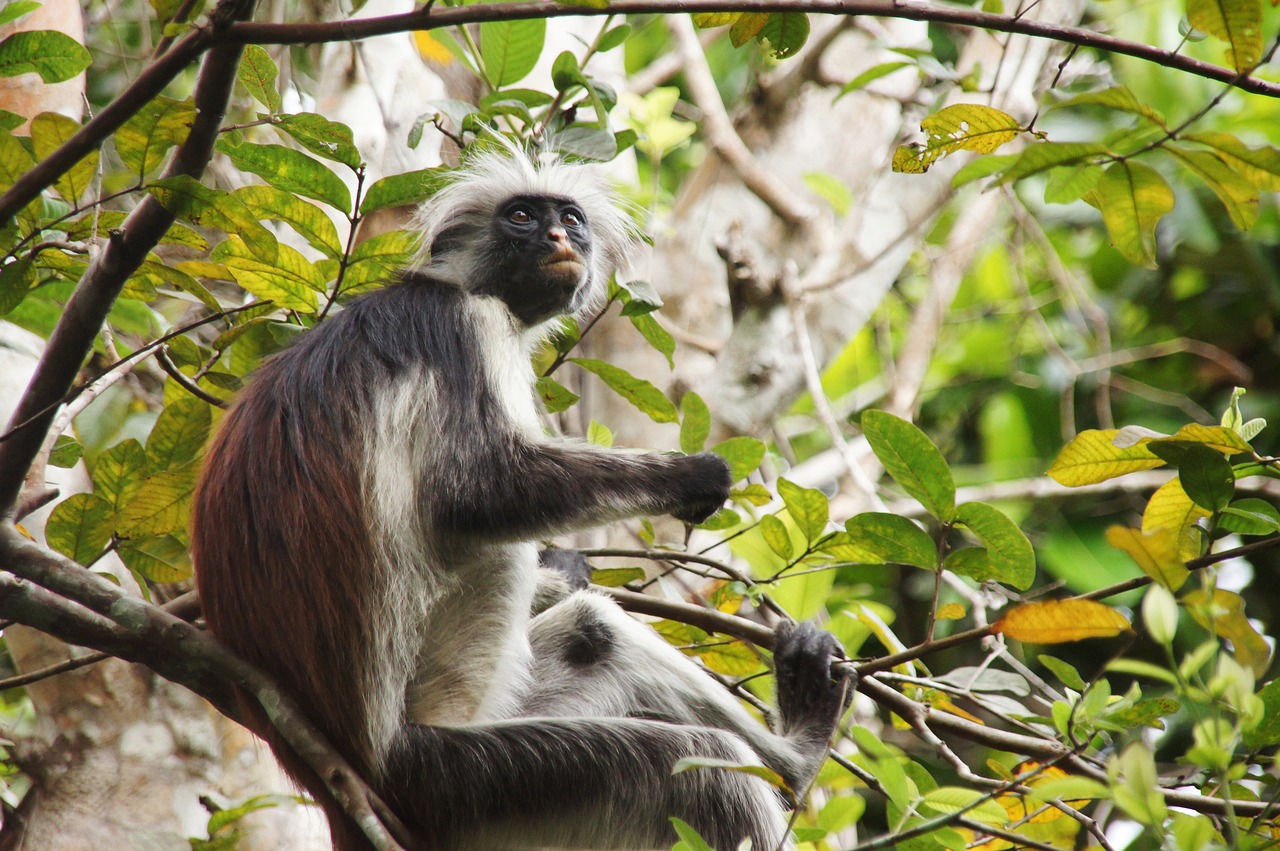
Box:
[191,148,847,850]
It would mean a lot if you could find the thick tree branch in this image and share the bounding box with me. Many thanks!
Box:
[226,0,1280,100]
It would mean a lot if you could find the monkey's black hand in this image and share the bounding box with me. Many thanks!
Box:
[670,453,733,525]
[538,547,592,592]
[774,621,850,737]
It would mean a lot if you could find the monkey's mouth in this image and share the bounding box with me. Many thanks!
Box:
[541,251,584,277]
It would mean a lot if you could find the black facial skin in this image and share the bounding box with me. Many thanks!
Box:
[476,194,594,326]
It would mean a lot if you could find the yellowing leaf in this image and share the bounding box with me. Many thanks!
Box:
[1187,0,1263,71]
[693,639,762,677]
[414,30,454,64]
[728,12,770,46]
[1141,479,1208,561]
[691,12,742,27]
[1184,588,1272,676]
[936,603,966,621]
[1105,525,1189,591]
[1090,161,1175,269]
[1160,423,1253,455]
[998,599,1131,643]
[1047,429,1165,486]
[893,104,1022,174]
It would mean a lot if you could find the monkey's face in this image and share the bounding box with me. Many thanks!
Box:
[482,194,595,326]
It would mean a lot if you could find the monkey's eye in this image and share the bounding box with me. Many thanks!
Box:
[508,207,534,224]
[561,210,583,228]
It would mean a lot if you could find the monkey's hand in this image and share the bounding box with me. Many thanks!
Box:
[774,621,851,748]
[669,453,733,524]
[538,547,592,592]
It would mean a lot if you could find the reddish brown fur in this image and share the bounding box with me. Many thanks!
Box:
[191,353,382,849]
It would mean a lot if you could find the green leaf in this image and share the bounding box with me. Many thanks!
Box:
[840,513,936,569]
[679,392,711,455]
[590,566,645,587]
[340,229,419,295]
[892,104,1021,174]
[1055,86,1166,127]
[1177,444,1234,512]
[923,787,1008,826]
[836,62,912,99]
[760,513,794,559]
[275,113,361,170]
[234,185,343,260]
[117,464,198,538]
[756,12,809,58]
[31,112,97,205]
[569,358,677,423]
[0,129,34,194]
[861,410,955,521]
[147,175,278,258]
[992,141,1109,187]
[212,236,324,313]
[237,45,281,112]
[669,818,715,851]
[1166,144,1257,230]
[48,435,84,468]
[118,534,192,583]
[629,313,674,368]
[0,2,40,27]
[361,166,450,216]
[953,501,1035,590]
[0,254,35,315]
[803,172,852,216]
[536,375,579,414]
[1187,0,1263,71]
[46,493,115,565]
[146,396,211,471]
[1219,498,1280,535]
[1044,162,1104,204]
[0,30,91,82]
[1039,654,1087,690]
[555,126,618,163]
[92,439,149,521]
[777,478,828,544]
[1089,161,1174,269]
[1244,678,1280,748]
[217,137,351,212]
[597,24,631,51]
[115,96,196,178]
[480,17,546,87]
[711,436,766,482]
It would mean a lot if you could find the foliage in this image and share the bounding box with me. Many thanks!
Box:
[2,0,1280,848]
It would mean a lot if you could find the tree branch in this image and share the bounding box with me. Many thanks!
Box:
[225,0,1280,100]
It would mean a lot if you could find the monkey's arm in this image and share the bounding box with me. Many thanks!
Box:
[436,442,732,540]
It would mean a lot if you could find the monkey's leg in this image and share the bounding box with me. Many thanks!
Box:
[523,592,846,795]
[381,716,789,851]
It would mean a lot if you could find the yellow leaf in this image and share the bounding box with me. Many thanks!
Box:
[1184,588,1273,676]
[892,104,1022,174]
[1162,423,1253,455]
[998,599,1132,643]
[1141,478,1208,561]
[413,30,454,65]
[936,603,966,621]
[1047,429,1165,486]
[728,12,770,46]
[1105,525,1190,591]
